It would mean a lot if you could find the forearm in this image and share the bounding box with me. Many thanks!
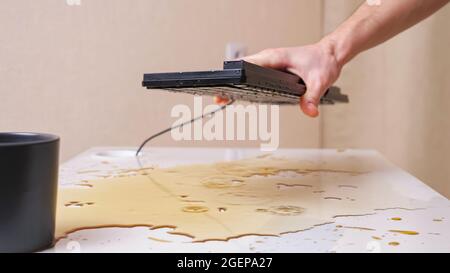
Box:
[321,0,449,68]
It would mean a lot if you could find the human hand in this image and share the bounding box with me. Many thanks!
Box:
[215,40,342,117]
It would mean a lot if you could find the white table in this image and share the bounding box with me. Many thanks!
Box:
[44,147,450,253]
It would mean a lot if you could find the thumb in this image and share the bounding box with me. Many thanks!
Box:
[243,48,289,70]
[300,80,325,118]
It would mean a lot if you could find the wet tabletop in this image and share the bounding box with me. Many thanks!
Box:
[44,147,450,253]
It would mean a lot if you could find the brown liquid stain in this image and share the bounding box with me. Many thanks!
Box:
[55,224,155,242]
[305,169,366,176]
[193,233,280,243]
[391,217,402,221]
[148,236,171,243]
[75,183,93,188]
[182,206,209,213]
[150,224,178,230]
[64,201,95,207]
[55,155,426,242]
[372,236,382,240]
[324,197,342,201]
[256,206,305,216]
[201,176,245,189]
[168,231,196,239]
[276,183,313,189]
[389,241,400,246]
[388,230,419,235]
[280,222,335,236]
[341,226,375,231]
[182,200,205,203]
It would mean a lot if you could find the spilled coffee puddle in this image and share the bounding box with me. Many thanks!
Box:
[56,156,426,242]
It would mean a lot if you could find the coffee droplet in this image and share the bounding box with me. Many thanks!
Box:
[391,217,402,221]
[256,205,305,216]
[218,207,227,212]
[182,206,209,213]
[388,230,419,235]
[389,242,400,246]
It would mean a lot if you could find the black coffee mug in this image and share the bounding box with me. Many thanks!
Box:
[0,133,59,252]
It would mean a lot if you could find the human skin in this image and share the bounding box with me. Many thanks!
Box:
[215,0,449,117]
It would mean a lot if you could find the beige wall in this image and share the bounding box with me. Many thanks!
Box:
[322,0,450,197]
[1,1,449,197]
[0,0,321,161]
